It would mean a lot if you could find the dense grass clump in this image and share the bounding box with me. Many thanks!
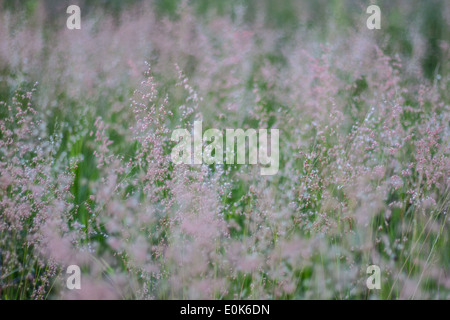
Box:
[0,0,449,299]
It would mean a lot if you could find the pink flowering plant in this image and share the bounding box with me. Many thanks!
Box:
[0,1,449,300]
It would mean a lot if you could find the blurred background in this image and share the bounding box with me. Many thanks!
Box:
[1,0,449,78]
[0,0,448,300]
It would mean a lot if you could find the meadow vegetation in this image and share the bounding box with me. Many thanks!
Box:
[0,0,448,299]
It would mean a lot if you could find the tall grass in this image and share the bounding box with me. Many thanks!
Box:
[0,0,448,299]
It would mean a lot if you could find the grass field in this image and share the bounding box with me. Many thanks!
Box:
[0,0,449,299]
